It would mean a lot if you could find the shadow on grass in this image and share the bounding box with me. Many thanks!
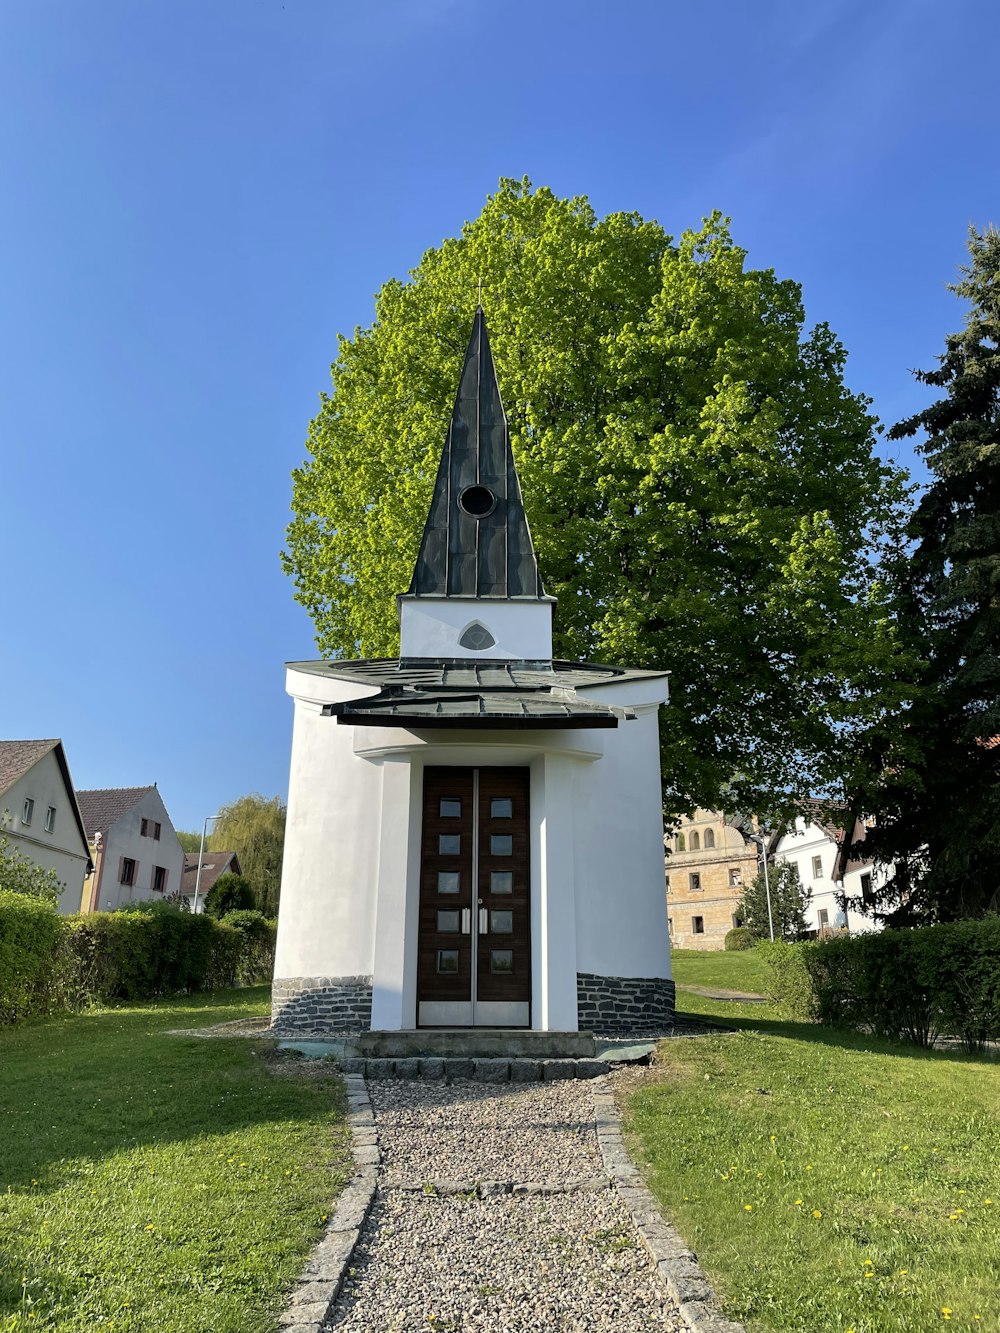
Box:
[675,1006,1000,1066]
[0,986,344,1193]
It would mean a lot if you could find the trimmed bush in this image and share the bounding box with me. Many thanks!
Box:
[755,939,817,1019]
[806,919,1000,1050]
[724,926,756,952]
[223,910,277,984]
[0,901,271,1025]
[0,892,64,1022]
[204,873,256,919]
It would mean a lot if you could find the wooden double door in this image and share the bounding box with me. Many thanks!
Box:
[417,766,531,1027]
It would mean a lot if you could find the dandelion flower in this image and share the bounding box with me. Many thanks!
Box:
[812,1209,823,1218]
[794,1199,803,1206]
[744,1204,753,1212]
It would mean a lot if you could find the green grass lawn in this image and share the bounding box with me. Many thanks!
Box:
[623,991,1000,1333]
[670,945,771,995]
[0,988,350,1333]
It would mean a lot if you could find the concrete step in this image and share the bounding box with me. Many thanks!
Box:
[356,1029,597,1059]
[340,1056,610,1082]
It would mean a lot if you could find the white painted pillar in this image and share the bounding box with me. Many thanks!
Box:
[531,751,579,1030]
[370,756,414,1030]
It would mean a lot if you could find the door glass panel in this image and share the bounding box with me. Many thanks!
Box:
[490,871,513,894]
[436,949,460,974]
[490,834,513,855]
[440,798,461,817]
[438,834,461,855]
[490,949,513,973]
[490,798,513,818]
[437,871,460,893]
[437,910,461,932]
[490,910,513,933]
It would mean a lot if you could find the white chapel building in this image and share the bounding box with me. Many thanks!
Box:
[273,309,673,1034]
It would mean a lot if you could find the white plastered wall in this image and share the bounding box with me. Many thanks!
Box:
[398,596,553,660]
[1,749,89,914]
[276,666,672,1029]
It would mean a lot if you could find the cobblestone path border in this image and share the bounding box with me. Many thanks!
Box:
[277,1072,746,1333]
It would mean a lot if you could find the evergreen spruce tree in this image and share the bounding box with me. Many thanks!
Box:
[860,227,1000,920]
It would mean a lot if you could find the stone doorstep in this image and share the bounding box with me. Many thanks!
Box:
[337,1056,610,1081]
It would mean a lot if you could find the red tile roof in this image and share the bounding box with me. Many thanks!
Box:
[76,787,156,840]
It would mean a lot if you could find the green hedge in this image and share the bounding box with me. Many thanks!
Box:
[806,918,1000,1051]
[0,891,65,1023]
[0,897,276,1025]
[724,926,756,952]
[755,939,818,1019]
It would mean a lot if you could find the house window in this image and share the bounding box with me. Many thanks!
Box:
[732,912,744,929]
[141,818,163,840]
[690,831,700,851]
[153,822,161,841]
[812,855,823,879]
[152,865,167,893]
[664,874,670,892]
[120,857,136,887]
[818,908,830,928]
[668,917,673,936]
[22,798,33,826]
[861,872,874,906]
[692,915,705,934]
[676,833,685,852]
[45,806,56,833]
[141,818,148,836]
[689,872,702,892]
[729,867,742,887]
[705,828,715,849]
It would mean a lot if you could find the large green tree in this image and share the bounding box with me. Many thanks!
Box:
[285,179,910,816]
[851,227,1000,922]
[208,795,285,918]
[739,860,811,942]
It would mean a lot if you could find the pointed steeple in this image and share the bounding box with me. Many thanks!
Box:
[408,308,546,600]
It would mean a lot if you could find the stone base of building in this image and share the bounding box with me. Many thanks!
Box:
[271,976,373,1034]
[576,972,676,1033]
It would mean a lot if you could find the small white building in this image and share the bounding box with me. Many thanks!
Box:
[274,309,673,1034]
[774,813,883,936]
[77,785,185,913]
[0,739,91,914]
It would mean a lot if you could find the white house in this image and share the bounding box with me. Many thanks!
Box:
[774,812,883,936]
[0,739,91,914]
[273,308,673,1035]
[77,785,185,913]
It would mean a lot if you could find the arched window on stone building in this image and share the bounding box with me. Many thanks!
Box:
[690,831,700,850]
[705,828,715,849]
[676,832,686,852]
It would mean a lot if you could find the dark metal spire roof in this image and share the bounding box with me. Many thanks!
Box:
[407,307,548,600]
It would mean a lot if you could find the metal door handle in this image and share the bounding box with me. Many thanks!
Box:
[461,908,471,934]
[479,907,488,934]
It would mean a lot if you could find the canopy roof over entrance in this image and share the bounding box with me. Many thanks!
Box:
[286,657,669,730]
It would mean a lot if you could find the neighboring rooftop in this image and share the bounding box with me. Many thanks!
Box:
[181,851,242,900]
[76,786,156,840]
[0,739,61,796]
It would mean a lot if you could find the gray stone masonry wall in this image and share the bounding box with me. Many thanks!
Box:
[576,972,676,1033]
[272,976,373,1034]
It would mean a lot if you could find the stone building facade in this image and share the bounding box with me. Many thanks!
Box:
[665,809,759,951]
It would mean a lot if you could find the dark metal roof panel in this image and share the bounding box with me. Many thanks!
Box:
[287,656,669,690]
[407,308,546,601]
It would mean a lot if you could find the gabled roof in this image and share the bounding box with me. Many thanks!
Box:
[76,786,156,840]
[406,307,548,601]
[181,851,242,898]
[0,739,60,797]
[0,739,92,864]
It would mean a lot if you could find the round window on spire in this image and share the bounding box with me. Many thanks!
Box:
[458,485,497,518]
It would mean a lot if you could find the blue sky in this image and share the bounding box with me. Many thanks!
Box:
[1,0,996,833]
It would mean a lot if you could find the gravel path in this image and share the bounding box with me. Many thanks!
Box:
[324,1079,684,1332]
